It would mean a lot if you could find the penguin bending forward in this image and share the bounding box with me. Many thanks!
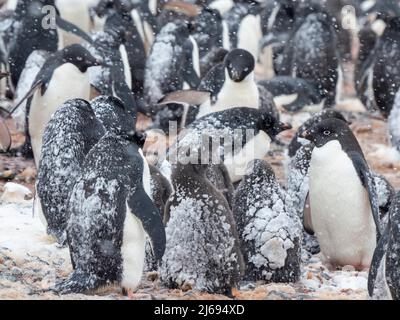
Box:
[302,118,381,269]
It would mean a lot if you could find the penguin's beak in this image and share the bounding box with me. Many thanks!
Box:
[279,122,292,132]
[0,72,9,80]
[301,130,312,140]
[94,59,103,66]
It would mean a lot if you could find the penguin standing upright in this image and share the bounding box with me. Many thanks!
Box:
[15,44,101,165]
[388,90,400,153]
[191,7,223,58]
[158,49,266,125]
[8,0,58,88]
[59,98,165,294]
[8,0,95,88]
[90,26,139,113]
[55,0,91,47]
[278,11,339,107]
[302,118,381,269]
[144,20,200,130]
[36,99,105,245]
[36,95,138,246]
[370,17,400,117]
[233,159,301,283]
[369,191,400,300]
[161,161,244,296]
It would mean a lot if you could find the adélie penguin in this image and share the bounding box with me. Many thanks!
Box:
[160,161,244,296]
[301,118,381,269]
[8,0,96,88]
[36,99,104,245]
[13,44,101,165]
[158,48,277,126]
[58,105,164,294]
[171,107,291,183]
[368,191,400,300]
[357,17,400,117]
[277,12,339,107]
[233,159,302,283]
[144,20,200,130]
[36,96,138,246]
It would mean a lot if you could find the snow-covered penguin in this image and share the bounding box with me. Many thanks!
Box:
[358,17,400,117]
[161,161,244,296]
[36,99,104,245]
[233,159,301,283]
[36,95,138,246]
[144,20,200,130]
[277,11,339,107]
[16,44,101,165]
[90,26,139,114]
[388,90,400,153]
[302,118,381,269]
[368,191,400,300]
[8,0,58,87]
[58,98,165,294]
[174,107,291,183]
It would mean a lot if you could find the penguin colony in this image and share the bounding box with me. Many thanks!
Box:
[0,0,399,300]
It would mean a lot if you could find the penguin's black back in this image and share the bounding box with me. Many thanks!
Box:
[373,18,400,117]
[67,134,144,285]
[37,99,104,244]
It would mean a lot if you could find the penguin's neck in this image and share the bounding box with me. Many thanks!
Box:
[172,163,206,187]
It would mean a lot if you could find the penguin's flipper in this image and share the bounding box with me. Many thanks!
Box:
[56,16,94,45]
[368,224,389,297]
[349,151,382,240]
[9,81,42,115]
[282,97,308,113]
[157,90,211,106]
[127,187,166,261]
[0,117,11,152]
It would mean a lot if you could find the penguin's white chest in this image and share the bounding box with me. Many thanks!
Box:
[309,140,376,268]
[237,15,262,61]
[120,150,152,290]
[119,44,132,90]
[56,0,91,47]
[197,72,259,118]
[224,131,271,183]
[29,63,90,166]
[121,203,146,291]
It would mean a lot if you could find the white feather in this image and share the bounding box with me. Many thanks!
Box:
[309,140,377,269]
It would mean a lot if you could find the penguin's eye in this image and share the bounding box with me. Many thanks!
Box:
[323,130,331,136]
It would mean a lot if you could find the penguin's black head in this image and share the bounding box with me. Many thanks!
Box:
[62,44,102,73]
[245,159,276,182]
[301,118,352,148]
[259,113,292,138]
[91,95,137,139]
[224,49,255,83]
